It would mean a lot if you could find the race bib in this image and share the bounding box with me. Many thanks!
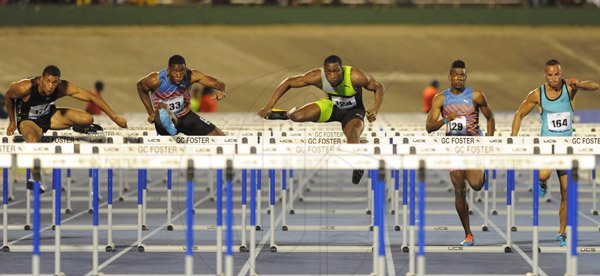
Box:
[164,96,185,114]
[446,116,467,136]
[28,104,52,118]
[547,112,571,133]
[331,96,357,110]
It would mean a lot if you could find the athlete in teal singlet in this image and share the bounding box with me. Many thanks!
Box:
[511,59,599,246]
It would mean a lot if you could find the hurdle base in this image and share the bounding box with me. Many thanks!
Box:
[106,243,115,252]
[239,245,247,252]
[65,208,72,214]
[395,225,401,231]
[24,224,31,231]
[270,245,277,252]
[592,209,599,216]
[402,245,409,253]
[482,225,489,232]
[167,224,174,231]
[289,209,295,214]
[138,244,145,252]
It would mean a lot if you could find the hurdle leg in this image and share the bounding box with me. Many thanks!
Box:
[25,168,32,230]
[393,169,400,230]
[530,170,540,276]
[88,169,93,214]
[269,169,277,252]
[491,170,498,215]
[167,169,174,230]
[250,169,257,276]
[53,171,64,276]
[281,169,288,231]
[482,170,489,231]
[66,169,72,214]
[368,171,373,216]
[371,171,379,275]
[8,157,16,202]
[505,170,513,252]
[3,168,8,250]
[106,169,115,251]
[591,169,597,215]
[185,162,194,276]
[417,165,426,276]
[240,169,248,252]
[256,170,263,231]
[401,169,408,250]
[118,169,125,201]
[217,169,224,276]
[32,163,41,276]
[142,169,148,230]
[92,168,100,275]
[288,169,295,214]
[225,162,234,276]
[136,169,144,251]
[408,169,416,275]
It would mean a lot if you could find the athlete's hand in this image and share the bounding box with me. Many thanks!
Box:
[147,113,156,124]
[112,115,128,128]
[212,91,226,101]
[366,109,377,123]
[257,106,272,119]
[566,78,580,89]
[6,121,16,136]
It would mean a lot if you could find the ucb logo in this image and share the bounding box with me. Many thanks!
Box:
[447,246,463,251]
[579,248,596,253]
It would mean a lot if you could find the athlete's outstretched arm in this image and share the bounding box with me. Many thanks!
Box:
[474,90,495,136]
[4,80,31,135]
[352,68,384,123]
[257,69,321,118]
[137,72,159,124]
[511,90,539,136]
[190,69,226,100]
[425,94,446,133]
[63,81,127,128]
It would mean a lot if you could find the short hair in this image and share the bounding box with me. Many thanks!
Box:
[42,65,61,78]
[324,55,342,66]
[168,55,186,67]
[546,59,560,66]
[95,81,104,91]
[450,60,466,71]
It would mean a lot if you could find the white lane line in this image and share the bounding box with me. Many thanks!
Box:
[471,204,548,276]
[88,194,212,276]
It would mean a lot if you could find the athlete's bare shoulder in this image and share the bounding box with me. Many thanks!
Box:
[7,78,34,98]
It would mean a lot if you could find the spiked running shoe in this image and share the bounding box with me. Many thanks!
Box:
[158,108,178,136]
[557,233,567,247]
[26,179,46,194]
[267,108,289,120]
[539,181,548,198]
[461,234,475,246]
[352,169,364,185]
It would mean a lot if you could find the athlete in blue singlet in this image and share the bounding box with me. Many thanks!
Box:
[137,55,226,136]
[511,59,599,246]
[426,60,495,246]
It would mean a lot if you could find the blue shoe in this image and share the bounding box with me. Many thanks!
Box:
[158,108,177,135]
[557,233,567,247]
[539,182,547,198]
[461,234,474,246]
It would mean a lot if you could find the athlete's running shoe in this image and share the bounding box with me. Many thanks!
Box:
[267,108,289,120]
[158,108,178,136]
[557,233,567,247]
[352,169,364,185]
[461,234,475,246]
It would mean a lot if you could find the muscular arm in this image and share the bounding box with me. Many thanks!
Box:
[257,69,321,117]
[62,81,119,119]
[566,78,599,99]
[4,80,31,135]
[425,94,446,133]
[136,72,159,120]
[511,89,539,136]
[474,90,495,136]
[352,68,384,122]
[190,69,226,100]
